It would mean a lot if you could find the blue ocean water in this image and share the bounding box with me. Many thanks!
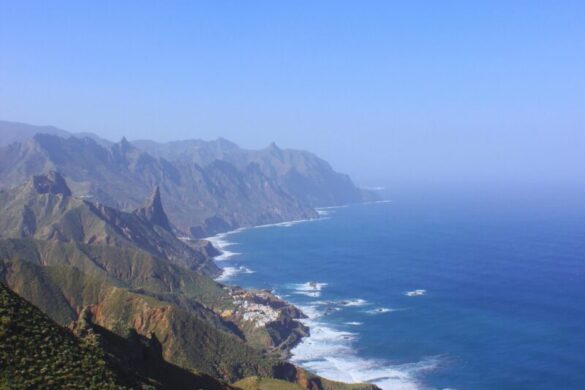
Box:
[210,190,585,389]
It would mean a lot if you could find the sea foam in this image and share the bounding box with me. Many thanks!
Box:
[254,217,327,229]
[215,266,255,281]
[405,289,427,297]
[366,307,397,315]
[340,298,369,307]
[205,231,242,261]
[292,304,440,390]
[290,282,328,297]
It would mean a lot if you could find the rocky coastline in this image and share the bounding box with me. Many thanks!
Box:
[203,223,315,360]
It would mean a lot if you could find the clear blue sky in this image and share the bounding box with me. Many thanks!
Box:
[1,1,584,185]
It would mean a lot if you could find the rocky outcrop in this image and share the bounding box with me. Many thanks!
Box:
[0,281,143,389]
[134,137,381,208]
[30,170,72,196]
[0,133,319,237]
[0,124,384,389]
[0,281,232,390]
[0,125,378,237]
[134,186,173,231]
[0,173,219,275]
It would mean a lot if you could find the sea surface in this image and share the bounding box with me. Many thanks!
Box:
[208,188,585,389]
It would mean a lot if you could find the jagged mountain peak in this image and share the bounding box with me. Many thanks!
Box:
[111,136,137,157]
[267,141,280,150]
[134,186,172,231]
[30,171,72,197]
[120,136,131,147]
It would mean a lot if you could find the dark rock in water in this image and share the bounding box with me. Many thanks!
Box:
[31,171,72,196]
[134,186,172,231]
[190,215,234,238]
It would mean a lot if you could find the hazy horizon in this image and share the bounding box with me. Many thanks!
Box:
[1,1,584,185]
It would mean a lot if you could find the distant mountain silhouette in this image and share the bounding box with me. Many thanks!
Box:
[0,121,378,237]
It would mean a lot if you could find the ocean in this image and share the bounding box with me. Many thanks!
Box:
[208,188,585,389]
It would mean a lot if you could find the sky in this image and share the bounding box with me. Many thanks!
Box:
[1,1,584,186]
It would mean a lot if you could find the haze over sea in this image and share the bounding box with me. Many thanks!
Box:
[210,185,585,390]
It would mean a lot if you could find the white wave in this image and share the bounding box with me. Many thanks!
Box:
[204,231,243,261]
[293,282,328,291]
[340,299,369,307]
[296,291,322,297]
[312,298,368,308]
[215,266,255,281]
[363,199,392,205]
[317,204,349,210]
[366,307,397,315]
[292,305,441,390]
[405,289,427,297]
[253,217,328,229]
[215,249,241,261]
[345,321,363,326]
[290,282,328,297]
[204,212,332,261]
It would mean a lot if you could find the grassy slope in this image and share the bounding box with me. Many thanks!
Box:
[0,282,135,389]
[0,254,278,382]
[0,176,380,389]
[0,181,218,275]
[0,282,234,389]
[234,377,305,390]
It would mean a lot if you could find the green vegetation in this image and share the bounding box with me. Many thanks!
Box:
[0,173,219,275]
[0,172,381,389]
[233,375,378,390]
[0,282,233,389]
[234,377,305,390]
[0,256,274,382]
[0,282,134,389]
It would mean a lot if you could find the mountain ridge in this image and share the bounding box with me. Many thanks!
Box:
[0,120,379,237]
[0,173,379,388]
[0,171,219,275]
[0,281,233,389]
[0,120,383,389]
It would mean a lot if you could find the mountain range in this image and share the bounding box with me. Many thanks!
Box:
[0,120,381,389]
[0,120,378,237]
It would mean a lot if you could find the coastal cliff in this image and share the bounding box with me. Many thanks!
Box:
[0,171,379,389]
[0,122,379,237]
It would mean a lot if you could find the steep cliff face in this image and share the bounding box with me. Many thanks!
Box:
[0,282,232,389]
[30,170,72,196]
[135,138,380,208]
[0,175,314,383]
[70,308,233,390]
[0,256,271,381]
[0,123,384,390]
[134,186,173,231]
[0,281,141,389]
[0,172,218,275]
[1,280,379,390]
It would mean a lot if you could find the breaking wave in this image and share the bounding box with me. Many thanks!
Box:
[290,282,328,297]
[205,231,242,261]
[291,304,441,390]
[215,266,255,281]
